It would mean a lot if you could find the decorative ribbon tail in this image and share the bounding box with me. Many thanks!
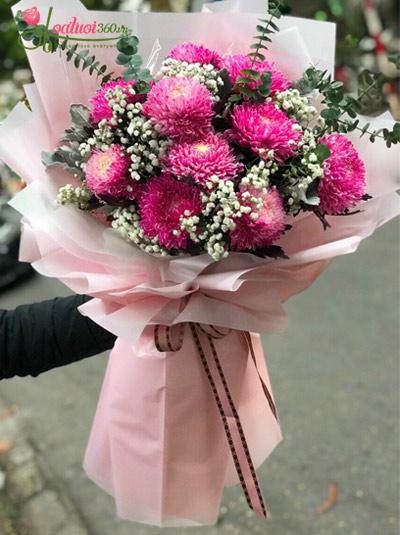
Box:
[155,323,279,520]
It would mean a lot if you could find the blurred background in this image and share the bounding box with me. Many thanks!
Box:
[0,1,398,534]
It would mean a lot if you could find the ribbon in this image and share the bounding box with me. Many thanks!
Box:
[154,322,279,519]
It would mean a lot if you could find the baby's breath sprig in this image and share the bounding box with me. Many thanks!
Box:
[57,182,92,210]
[112,206,169,257]
[160,58,224,99]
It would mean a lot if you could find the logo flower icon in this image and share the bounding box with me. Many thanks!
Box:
[21,6,40,26]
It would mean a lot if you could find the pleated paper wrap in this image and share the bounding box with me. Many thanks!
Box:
[0,0,398,527]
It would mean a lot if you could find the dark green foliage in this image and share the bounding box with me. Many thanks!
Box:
[296,66,400,146]
[314,143,331,163]
[115,35,153,90]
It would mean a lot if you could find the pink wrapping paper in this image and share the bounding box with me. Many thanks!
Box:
[0,0,398,527]
[85,330,281,526]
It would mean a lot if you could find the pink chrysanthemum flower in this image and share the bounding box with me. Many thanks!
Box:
[222,54,291,95]
[231,187,286,250]
[90,80,140,124]
[168,42,223,69]
[318,134,366,214]
[86,145,136,199]
[229,101,302,161]
[165,133,240,186]
[142,77,214,141]
[139,174,203,250]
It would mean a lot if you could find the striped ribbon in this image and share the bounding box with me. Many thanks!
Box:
[153,322,279,519]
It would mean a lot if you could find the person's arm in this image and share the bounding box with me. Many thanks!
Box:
[0,295,116,379]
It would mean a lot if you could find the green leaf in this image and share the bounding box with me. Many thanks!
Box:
[82,56,95,71]
[41,151,57,167]
[70,104,91,125]
[122,69,136,82]
[117,35,139,56]
[248,52,266,61]
[41,146,84,178]
[299,180,320,206]
[255,35,272,42]
[66,44,78,62]
[236,76,253,85]
[116,53,131,65]
[321,107,340,121]
[137,69,153,83]
[101,73,114,84]
[89,61,100,75]
[128,54,143,69]
[238,85,257,97]
[360,122,371,138]
[314,143,331,163]
[268,20,280,32]
[240,69,261,79]
[135,80,151,94]
[229,95,243,103]
[60,38,69,51]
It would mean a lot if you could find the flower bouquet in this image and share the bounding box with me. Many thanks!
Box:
[1,0,399,528]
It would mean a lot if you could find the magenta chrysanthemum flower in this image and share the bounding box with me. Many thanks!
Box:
[142,77,214,141]
[231,188,286,250]
[165,133,240,186]
[90,80,140,124]
[139,174,203,250]
[229,101,302,161]
[168,42,223,69]
[318,134,366,214]
[86,145,136,199]
[222,54,291,95]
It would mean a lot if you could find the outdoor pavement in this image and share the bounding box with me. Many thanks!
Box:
[0,220,398,535]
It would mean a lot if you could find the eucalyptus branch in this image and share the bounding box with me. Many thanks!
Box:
[249,1,283,68]
[230,1,284,103]
[115,35,153,92]
[59,39,114,84]
[296,66,400,147]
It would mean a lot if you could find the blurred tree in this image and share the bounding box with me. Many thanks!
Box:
[285,0,398,71]
[149,0,171,9]
[0,1,27,77]
[149,0,190,11]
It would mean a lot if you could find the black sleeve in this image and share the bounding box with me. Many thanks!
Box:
[0,295,116,379]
